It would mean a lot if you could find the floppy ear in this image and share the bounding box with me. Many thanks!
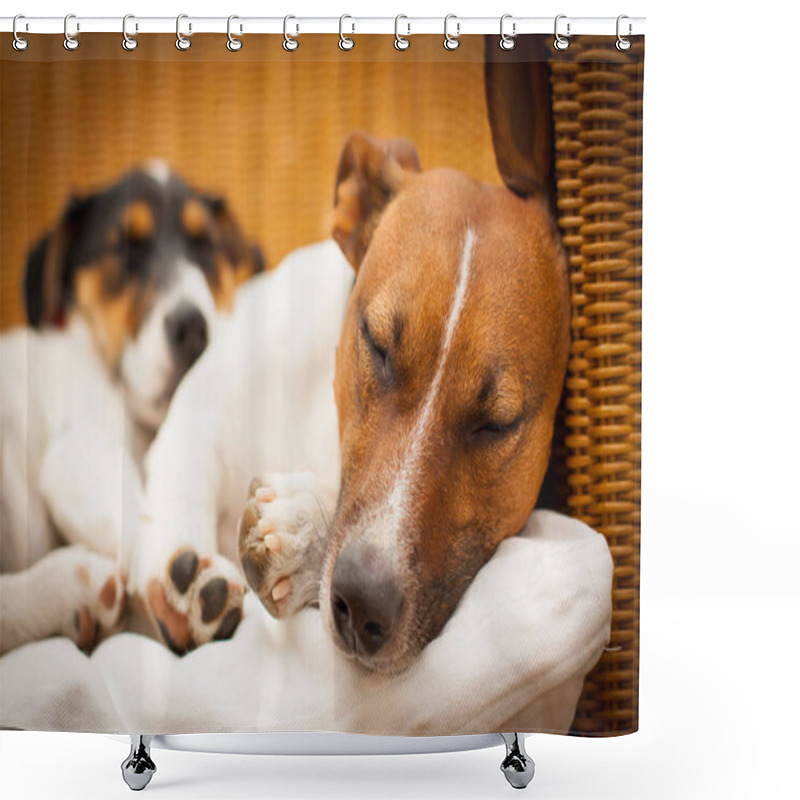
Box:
[205,195,267,276]
[24,195,91,327]
[332,131,422,270]
[484,36,555,209]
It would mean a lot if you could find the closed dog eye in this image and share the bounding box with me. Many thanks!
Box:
[466,414,525,446]
[114,235,152,276]
[361,317,393,385]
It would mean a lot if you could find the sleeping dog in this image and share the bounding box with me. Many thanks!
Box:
[0,164,262,655]
[133,123,569,671]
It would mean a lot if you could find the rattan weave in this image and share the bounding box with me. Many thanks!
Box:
[550,37,643,734]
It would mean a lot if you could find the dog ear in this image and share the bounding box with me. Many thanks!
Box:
[332,132,422,269]
[205,195,267,277]
[484,36,555,209]
[24,195,91,327]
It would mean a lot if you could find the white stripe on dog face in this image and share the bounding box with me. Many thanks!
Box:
[145,159,171,187]
[120,259,218,428]
[370,227,476,554]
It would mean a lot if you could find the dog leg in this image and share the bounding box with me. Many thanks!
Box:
[238,472,335,619]
[0,544,125,655]
[37,428,142,568]
[131,408,246,654]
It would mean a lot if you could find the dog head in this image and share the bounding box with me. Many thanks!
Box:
[24,163,264,429]
[323,78,569,672]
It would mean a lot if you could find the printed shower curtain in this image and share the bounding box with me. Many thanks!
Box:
[0,30,643,737]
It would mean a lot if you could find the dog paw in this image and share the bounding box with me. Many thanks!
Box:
[147,550,245,654]
[238,472,330,619]
[65,549,126,653]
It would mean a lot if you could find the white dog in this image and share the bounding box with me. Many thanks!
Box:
[0,164,262,654]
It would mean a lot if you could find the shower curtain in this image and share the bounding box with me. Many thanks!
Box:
[0,30,643,738]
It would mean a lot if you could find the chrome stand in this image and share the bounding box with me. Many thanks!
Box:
[121,735,156,791]
[500,733,535,789]
[117,732,530,790]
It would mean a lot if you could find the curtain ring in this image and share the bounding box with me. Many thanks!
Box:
[554,14,570,51]
[64,13,79,51]
[394,15,410,51]
[443,14,460,51]
[339,14,354,51]
[12,14,29,51]
[499,14,516,50]
[176,14,191,50]
[616,15,632,51]
[227,15,243,51]
[283,15,299,51]
[122,14,138,51]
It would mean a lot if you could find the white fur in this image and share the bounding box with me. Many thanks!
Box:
[121,259,218,428]
[129,240,354,600]
[376,227,476,554]
[1,320,140,568]
[0,320,141,651]
[1,259,219,651]
[0,544,124,655]
[145,159,171,187]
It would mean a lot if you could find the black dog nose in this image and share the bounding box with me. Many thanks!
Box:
[165,302,208,372]
[331,542,404,657]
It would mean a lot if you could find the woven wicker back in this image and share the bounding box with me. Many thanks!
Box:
[550,37,643,734]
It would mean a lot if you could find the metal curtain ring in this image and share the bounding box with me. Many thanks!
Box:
[554,14,570,51]
[122,14,138,51]
[283,15,298,51]
[499,14,516,50]
[64,13,79,51]
[394,15,410,51]
[227,15,243,51]
[616,15,632,51]
[12,14,29,51]
[443,14,460,51]
[339,14,354,51]
[176,14,191,50]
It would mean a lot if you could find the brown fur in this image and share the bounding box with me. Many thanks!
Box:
[122,200,156,240]
[328,134,569,670]
[74,265,136,368]
[182,198,211,239]
[212,257,256,312]
[99,575,118,610]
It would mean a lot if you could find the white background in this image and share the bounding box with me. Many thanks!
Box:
[2,1,799,798]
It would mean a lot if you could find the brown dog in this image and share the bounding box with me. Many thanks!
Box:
[315,130,569,671]
[235,114,568,675]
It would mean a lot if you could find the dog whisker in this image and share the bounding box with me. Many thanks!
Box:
[298,579,323,610]
[304,489,334,542]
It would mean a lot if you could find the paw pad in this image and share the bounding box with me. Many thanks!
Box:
[149,549,245,654]
[74,607,99,652]
[200,577,229,623]
[169,550,199,594]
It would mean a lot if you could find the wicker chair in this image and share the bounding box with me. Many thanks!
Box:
[0,31,642,736]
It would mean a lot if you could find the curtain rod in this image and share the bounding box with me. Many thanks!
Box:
[1,16,646,37]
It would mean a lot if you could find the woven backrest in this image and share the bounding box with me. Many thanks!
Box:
[550,37,644,734]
